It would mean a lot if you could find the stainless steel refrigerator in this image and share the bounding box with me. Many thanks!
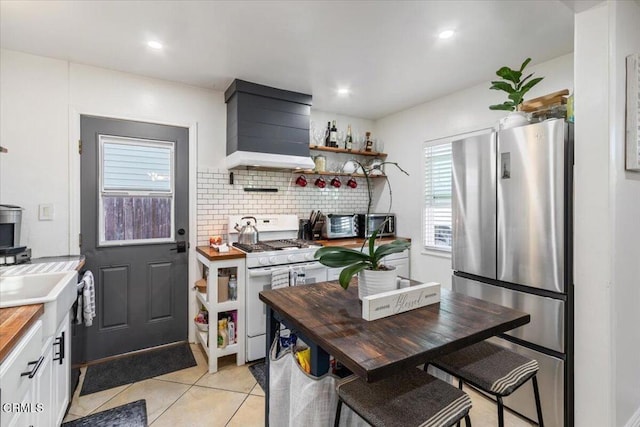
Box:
[452,118,573,427]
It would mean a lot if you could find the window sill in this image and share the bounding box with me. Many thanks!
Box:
[420,247,452,259]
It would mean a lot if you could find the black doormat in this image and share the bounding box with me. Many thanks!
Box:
[248,359,266,392]
[62,399,147,426]
[80,343,196,396]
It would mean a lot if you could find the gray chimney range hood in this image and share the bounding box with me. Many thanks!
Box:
[224,79,315,171]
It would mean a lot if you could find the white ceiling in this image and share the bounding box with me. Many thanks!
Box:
[0,1,575,120]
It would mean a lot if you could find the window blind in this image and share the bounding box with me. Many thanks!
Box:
[423,142,452,250]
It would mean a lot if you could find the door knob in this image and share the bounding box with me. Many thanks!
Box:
[170,241,188,253]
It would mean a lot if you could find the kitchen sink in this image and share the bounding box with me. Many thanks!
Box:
[0,271,78,336]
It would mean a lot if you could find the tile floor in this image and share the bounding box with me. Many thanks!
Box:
[63,343,535,426]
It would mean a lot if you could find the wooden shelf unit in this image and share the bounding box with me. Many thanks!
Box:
[309,145,387,157]
[196,252,246,373]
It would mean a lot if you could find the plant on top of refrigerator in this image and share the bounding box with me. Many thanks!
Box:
[489,58,544,111]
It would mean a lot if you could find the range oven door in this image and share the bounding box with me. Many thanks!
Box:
[245,261,328,361]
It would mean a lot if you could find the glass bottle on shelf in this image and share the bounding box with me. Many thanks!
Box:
[324,122,331,146]
[228,274,237,300]
[329,120,338,147]
[345,124,353,150]
[365,131,374,152]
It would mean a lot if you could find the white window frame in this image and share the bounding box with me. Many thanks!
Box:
[422,129,491,253]
[98,134,176,246]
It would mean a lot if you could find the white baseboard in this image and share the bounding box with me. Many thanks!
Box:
[626,405,640,427]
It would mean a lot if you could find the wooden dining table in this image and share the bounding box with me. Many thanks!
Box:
[259,279,530,426]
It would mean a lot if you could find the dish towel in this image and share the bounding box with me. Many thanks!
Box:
[271,268,290,290]
[81,270,96,327]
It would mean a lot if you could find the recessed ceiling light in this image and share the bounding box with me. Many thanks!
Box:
[438,30,455,40]
[147,40,163,50]
[337,88,351,96]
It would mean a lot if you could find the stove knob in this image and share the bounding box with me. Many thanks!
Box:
[287,254,296,262]
[305,253,314,261]
[259,257,268,266]
[269,256,277,264]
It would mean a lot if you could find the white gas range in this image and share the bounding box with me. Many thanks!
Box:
[227,215,328,361]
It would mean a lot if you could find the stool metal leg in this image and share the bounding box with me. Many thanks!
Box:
[465,414,472,427]
[497,396,505,427]
[532,375,544,427]
[334,399,343,427]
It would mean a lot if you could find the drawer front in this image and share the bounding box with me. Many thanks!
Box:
[0,319,44,421]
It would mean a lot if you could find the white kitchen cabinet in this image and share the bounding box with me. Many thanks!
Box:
[51,313,70,425]
[0,320,43,427]
[196,251,246,373]
[0,313,71,427]
[33,336,54,427]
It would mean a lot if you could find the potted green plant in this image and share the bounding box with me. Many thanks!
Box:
[489,57,544,128]
[314,226,411,300]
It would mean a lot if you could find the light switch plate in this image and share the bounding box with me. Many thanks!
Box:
[39,204,54,221]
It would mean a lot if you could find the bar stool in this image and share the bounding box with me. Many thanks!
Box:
[334,368,472,427]
[426,341,543,427]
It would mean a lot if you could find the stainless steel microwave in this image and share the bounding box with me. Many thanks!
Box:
[321,213,358,239]
[357,213,396,238]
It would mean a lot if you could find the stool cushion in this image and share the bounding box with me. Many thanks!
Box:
[337,368,471,427]
[432,341,538,396]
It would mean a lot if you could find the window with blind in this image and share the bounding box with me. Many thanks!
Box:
[423,141,452,251]
[98,135,175,246]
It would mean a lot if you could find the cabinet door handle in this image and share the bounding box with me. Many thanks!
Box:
[20,356,45,379]
[53,331,65,364]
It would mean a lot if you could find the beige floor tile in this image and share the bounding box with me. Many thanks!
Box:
[227,395,265,427]
[67,383,130,417]
[92,378,189,423]
[250,383,265,396]
[195,362,256,393]
[150,385,246,427]
[467,388,536,427]
[154,344,208,385]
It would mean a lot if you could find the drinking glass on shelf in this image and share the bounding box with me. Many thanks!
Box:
[374,138,384,153]
[313,128,327,147]
[355,133,366,151]
[337,130,345,148]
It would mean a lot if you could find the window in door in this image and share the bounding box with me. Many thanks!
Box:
[98,135,175,246]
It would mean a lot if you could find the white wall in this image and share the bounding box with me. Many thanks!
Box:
[374,53,574,287]
[563,1,640,425]
[0,51,70,256]
[610,1,640,425]
[573,3,614,425]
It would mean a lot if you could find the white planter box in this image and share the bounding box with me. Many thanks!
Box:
[362,282,441,321]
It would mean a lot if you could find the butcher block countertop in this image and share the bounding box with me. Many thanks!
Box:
[196,237,411,261]
[196,246,247,261]
[0,304,44,363]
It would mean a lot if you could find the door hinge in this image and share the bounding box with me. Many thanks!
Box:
[78,139,82,155]
[78,233,82,247]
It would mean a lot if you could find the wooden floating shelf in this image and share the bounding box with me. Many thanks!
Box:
[293,170,386,178]
[309,145,387,157]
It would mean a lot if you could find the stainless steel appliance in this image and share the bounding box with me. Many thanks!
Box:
[0,204,31,265]
[227,215,327,361]
[321,213,358,239]
[357,213,396,238]
[451,119,573,427]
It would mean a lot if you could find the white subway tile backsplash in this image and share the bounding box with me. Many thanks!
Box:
[196,168,373,245]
